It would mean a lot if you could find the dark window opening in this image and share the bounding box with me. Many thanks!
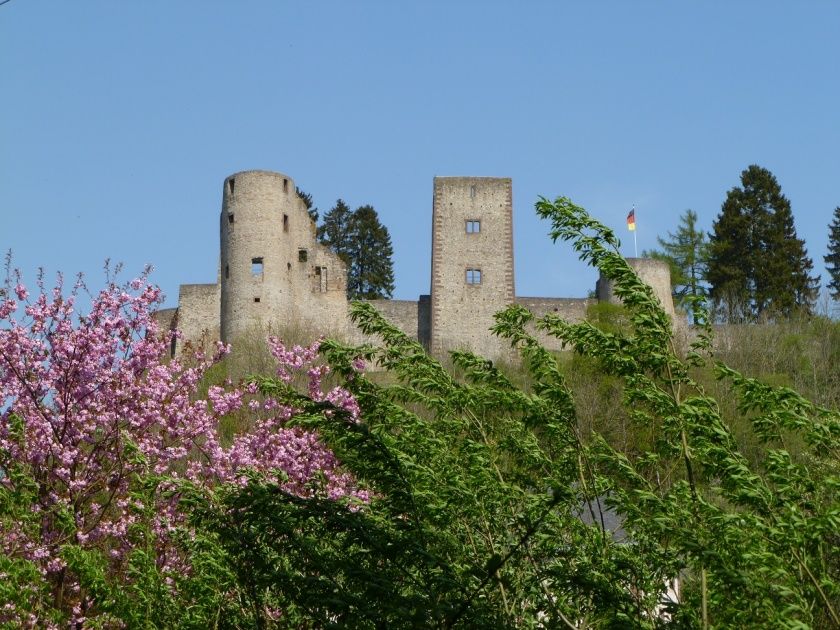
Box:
[251,257,264,276]
[169,334,177,359]
[287,262,292,271]
[466,220,480,234]
[283,179,289,192]
[254,297,261,303]
[228,213,234,225]
[283,214,289,232]
[225,264,229,279]
[228,177,235,196]
[466,268,482,285]
[298,249,308,262]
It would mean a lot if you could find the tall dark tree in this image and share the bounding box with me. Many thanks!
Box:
[317,200,395,299]
[644,209,709,309]
[707,165,818,321]
[825,206,840,300]
[317,199,354,266]
[296,187,319,223]
[346,204,395,299]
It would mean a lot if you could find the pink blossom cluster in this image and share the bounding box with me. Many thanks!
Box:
[0,265,367,626]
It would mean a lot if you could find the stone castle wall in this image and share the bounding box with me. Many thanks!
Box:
[430,177,515,359]
[596,257,675,317]
[220,170,348,345]
[514,296,596,351]
[165,170,674,362]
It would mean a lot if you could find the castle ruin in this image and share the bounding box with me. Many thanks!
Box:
[155,170,675,358]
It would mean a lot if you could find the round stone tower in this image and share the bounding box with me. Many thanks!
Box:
[220,170,299,343]
[596,257,675,317]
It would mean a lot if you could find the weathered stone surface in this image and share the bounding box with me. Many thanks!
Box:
[163,171,675,361]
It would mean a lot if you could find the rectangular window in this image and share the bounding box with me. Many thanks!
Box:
[298,249,308,262]
[283,214,289,232]
[228,177,235,196]
[466,268,482,285]
[251,257,264,276]
[228,213,234,226]
[283,179,289,192]
[254,297,261,303]
[466,220,480,233]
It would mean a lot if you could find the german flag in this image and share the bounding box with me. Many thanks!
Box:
[627,209,636,232]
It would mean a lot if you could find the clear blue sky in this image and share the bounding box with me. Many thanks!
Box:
[3,2,839,307]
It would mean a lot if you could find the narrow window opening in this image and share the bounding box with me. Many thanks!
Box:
[251,257,264,276]
[254,297,261,303]
[283,214,289,232]
[470,185,477,198]
[283,179,289,192]
[228,213,234,225]
[466,220,480,234]
[466,268,482,285]
[228,177,235,196]
[298,249,308,262]
[287,262,292,271]
[314,266,321,275]
[169,334,177,359]
[225,264,229,279]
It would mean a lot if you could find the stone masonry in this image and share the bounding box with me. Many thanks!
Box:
[156,170,674,360]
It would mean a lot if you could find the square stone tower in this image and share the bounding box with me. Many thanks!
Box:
[429,177,515,360]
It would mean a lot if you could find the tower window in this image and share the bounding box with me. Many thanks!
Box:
[225,264,229,279]
[254,297,261,303]
[283,179,289,192]
[228,213,234,225]
[228,177,235,196]
[251,257,264,276]
[470,185,477,198]
[283,214,289,232]
[466,220,480,234]
[466,268,482,285]
[298,249,308,262]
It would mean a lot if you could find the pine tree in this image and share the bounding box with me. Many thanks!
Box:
[317,199,354,266]
[707,165,818,321]
[296,187,319,223]
[825,207,840,300]
[317,200,396,299]
[346,204,395,299]
[645,209,708,309]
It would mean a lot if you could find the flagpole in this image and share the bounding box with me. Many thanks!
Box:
[634,225,638,258]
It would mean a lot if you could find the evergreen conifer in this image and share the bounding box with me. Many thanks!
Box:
[826,206,840,300]
[707,165,818,320]
[317,200,395,299]
[645,209,708,309]
[346,204,395,299]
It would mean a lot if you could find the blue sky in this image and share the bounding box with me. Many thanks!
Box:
[3,2,839,307]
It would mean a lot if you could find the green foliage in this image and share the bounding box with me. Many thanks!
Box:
[190,196,839,627]
[318,199,395,299]
[644,208,709,311]
[707,165,819,321]
[346,204,395,299]
[6,196,838,627]
[296,187,319,224]
[826,206,840,300]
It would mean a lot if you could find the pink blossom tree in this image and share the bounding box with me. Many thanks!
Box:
[0,262,366,627]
